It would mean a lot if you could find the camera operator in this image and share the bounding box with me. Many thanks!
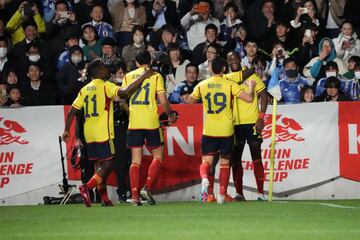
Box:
[6,0,45,45]
[180,0,220,50]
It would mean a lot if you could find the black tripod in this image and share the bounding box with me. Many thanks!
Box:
[58,136,76,205]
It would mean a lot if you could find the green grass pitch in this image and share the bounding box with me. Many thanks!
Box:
[1,200,360,240]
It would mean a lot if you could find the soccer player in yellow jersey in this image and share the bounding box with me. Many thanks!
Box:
[122,50,176,206]
[226,51,268,201]
[187,57,256,204]
[62,60,154,207]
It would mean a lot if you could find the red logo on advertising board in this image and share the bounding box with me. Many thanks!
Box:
[262,114,304,142]
[339,102,360,182]
[0,117,29,145]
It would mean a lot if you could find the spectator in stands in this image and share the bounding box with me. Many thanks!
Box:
[344,56,360,80]
[100,37,124,70]
[260,21,299,59]
[299,85,315,103]
[344,0,360,36]
[279,0,303,23]
[315,0,346,39]
[57,33,80,71]
[158,24,189,56]
[144,0,180,33]
[3,70,19,86]
[45,0,79,63]
[253,55,269,83]
[0,36,14,81]
[74,0,112,26]
[122,26,146,71]
[165,42,190,95]
[110,0,146,48]
[81,24,101,61]
[315,76,352,102]
[333,21,360,65]
[5,84,22,107]
[6,0,45,45]
[297,23,320,70]
[246,0,276,42]
[57,46,85,105]
[213,0,245,21]
[0,81,8,107]
[22,62,57,106]
[349,63,360,100]
[241,37,259,68]
[84,4,114,40]
[267,41,290,77]
[192,23,219,66]
[279,57,309,104]
[41,0,73,23]
[219,3,243,42]
[198,42,221,81]
[315,61,353,100]
[290,0,322,35]
[168,62,199,104]
[180,0,220,50]
[303,37,346,85]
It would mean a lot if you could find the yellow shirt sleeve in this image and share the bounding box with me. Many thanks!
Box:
[105,81,120,98]
[155,73,165,93]
[191,84,201,100]
[72,90,84,110]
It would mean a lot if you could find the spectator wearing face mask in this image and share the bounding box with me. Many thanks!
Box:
[347,62,360,100]
[56,34,80,71]
[0,36,15,81]
[315,61,351,100]
[17,41,53,86]
[278,57,310,104]
[121,25,146,71]
[57,46,86,105]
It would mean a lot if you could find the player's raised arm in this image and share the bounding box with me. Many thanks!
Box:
[117,68,155,98]
[237,79,256,103]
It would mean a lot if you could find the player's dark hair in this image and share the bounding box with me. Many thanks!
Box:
[135,50,151,65]
[211,57,227,74]
[86,59,105,79]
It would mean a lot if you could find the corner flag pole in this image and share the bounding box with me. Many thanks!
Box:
[268,99,278,202]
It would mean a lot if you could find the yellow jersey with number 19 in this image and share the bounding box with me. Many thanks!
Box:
[225,72,265,125]
[191,76,243,137]
[72,79,120,143]
[122,67,165,129]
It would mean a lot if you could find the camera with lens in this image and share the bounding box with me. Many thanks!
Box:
[22,0,34,18]
[150,51,172,76]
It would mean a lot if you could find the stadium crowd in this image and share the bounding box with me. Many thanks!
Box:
[1,0,360,205]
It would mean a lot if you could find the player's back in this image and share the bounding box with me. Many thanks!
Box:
[225,72,265,124]
[123,67,165,130]
[72,79,119,143]
[192,76,242,137]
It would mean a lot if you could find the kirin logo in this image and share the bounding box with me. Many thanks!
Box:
[0,117,29,145]
[262,114,304,142]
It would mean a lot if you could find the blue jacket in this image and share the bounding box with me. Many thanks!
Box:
[279,74,309,104]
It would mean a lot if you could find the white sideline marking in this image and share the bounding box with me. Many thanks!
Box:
[275,201,358,209]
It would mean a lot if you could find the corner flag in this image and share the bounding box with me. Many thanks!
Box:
[267,68,282,201]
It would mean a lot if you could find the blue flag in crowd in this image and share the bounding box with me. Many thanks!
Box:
[268,68,282,101]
